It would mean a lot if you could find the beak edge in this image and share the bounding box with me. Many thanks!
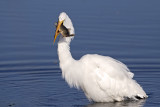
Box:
[53,20,63,44]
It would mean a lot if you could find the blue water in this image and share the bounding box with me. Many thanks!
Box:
[0,0,160,107]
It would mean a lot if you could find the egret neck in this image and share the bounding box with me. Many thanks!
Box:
[58,36,74,66]
[57,35,81,89]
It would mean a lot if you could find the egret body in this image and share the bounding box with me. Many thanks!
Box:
[53,12,148,102]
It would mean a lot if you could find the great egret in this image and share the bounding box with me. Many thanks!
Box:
[53,12,148,102]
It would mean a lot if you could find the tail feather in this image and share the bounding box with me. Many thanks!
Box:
[135,94,148,99]
[126,79,148,100]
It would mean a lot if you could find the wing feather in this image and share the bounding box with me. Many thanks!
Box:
[81,54,133,80]
[80,54,146,101]
[81,54,133,90]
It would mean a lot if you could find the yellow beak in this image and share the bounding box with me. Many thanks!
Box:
[53,20,63,44]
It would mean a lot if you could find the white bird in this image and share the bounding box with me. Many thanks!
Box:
[53,12,148,102]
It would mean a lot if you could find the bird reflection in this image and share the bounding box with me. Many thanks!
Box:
[84,99,146,107]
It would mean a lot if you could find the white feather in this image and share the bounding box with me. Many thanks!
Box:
[56,12,148,102]
[59,12,75,35]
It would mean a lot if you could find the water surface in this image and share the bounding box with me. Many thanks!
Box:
[0,0,160,107]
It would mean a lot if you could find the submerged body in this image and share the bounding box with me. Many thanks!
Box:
[54,12,148,102]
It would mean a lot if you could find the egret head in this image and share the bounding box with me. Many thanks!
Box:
[59,12,66,21]
[54,12,75,44]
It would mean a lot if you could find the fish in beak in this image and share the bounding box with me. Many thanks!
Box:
[53,20,75,44]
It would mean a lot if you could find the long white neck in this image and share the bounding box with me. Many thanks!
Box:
[57,35,82,89]
[58,36,74,65]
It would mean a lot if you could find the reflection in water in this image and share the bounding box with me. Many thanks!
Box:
[85,99,146,107]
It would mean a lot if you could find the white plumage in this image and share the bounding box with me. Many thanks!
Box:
[53,12,148,102]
